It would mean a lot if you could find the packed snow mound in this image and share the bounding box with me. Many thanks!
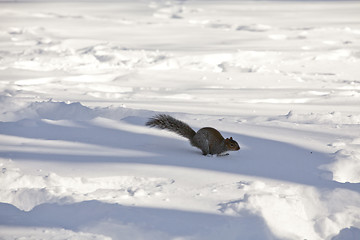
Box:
[219,181,360,240]
[321,139,360,183]
[1,100,94,121]
[0,159,174,211]
[27,101,93,121]
[0,100,151,122]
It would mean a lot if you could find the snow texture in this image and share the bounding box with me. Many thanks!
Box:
[0,1,360,240]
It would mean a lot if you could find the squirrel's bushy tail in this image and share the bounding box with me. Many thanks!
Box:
[146,114,196,140]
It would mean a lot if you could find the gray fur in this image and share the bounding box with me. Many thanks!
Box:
[191,127,225,155]
[146,114,196,140]
[146,114,240,155]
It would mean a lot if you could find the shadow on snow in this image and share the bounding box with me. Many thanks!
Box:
[0,117,358,192]
[0,200,276,240]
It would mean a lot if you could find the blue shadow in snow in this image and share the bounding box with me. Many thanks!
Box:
[0,117,358,192]
[0,200,276,240]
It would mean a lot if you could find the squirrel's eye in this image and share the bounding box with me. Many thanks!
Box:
[230,143,234,147]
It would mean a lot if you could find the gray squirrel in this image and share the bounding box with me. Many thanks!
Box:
[146,114,240,156]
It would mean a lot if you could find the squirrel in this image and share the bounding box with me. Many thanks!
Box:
[146,114,240,156]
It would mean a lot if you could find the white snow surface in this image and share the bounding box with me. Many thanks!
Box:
[1,1,360,239]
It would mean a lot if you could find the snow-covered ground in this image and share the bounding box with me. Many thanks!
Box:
[1,1,360,239]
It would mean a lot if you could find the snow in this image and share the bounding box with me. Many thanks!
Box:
[0,0,360,239]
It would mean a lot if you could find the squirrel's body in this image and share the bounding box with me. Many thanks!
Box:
[146,114,240,156]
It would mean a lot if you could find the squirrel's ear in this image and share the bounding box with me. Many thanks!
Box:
[230,137,233,140]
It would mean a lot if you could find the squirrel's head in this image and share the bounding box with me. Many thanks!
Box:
[225,137,240,151]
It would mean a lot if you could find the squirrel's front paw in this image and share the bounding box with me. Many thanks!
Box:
[203,154,214,157]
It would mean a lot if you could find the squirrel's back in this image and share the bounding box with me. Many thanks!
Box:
[146,114,240,155]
